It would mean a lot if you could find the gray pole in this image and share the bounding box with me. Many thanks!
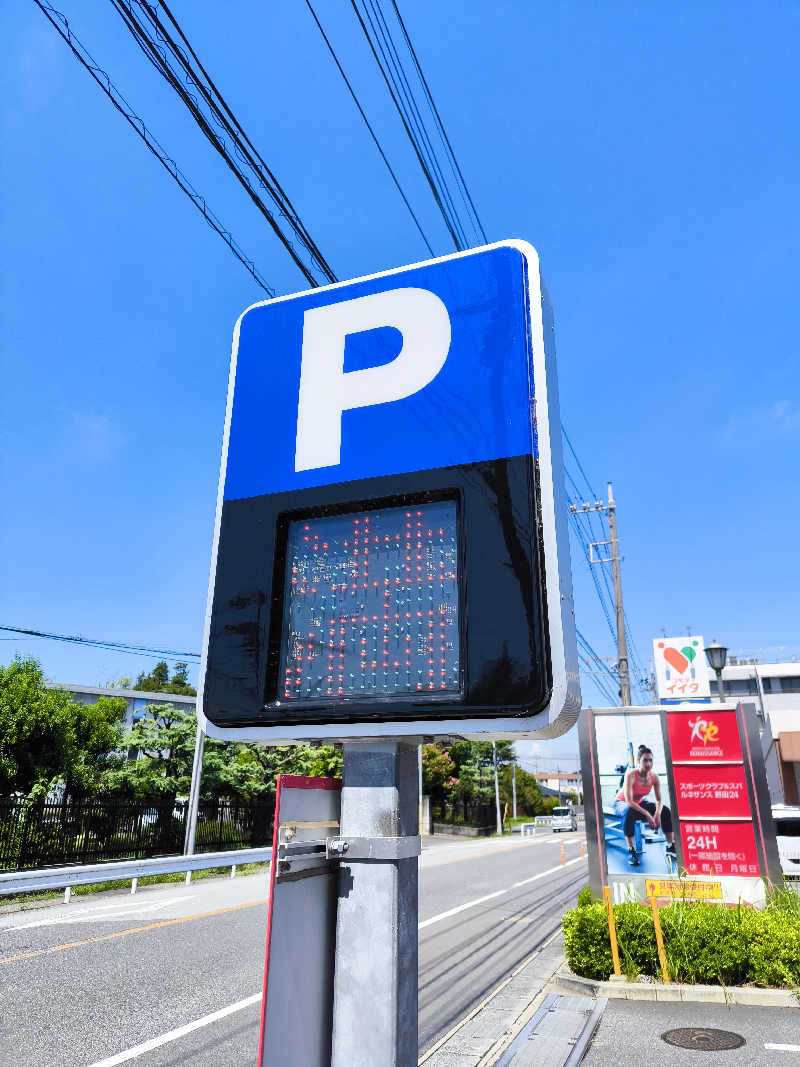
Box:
[418,743,424,836]
[512,762,517,821]
[331,741,418,1067]
[715,668,725,704]
[183,723,205,855]
[607,482,631,706]
[492,742,502,835]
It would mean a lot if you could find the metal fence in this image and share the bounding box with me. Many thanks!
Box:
[0,797,275,872]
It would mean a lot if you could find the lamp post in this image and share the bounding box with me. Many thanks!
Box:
[705,640,728,703]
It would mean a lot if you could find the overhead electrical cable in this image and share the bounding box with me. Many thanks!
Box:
[388,0,487,244]
[349,0,463,250]
[0,624,200,660]
[304,0,434,257]
[361,0,468,248]
[32,1,273,294]
[107,0,336,287]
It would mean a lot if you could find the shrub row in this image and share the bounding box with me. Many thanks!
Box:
[563,895,800,988]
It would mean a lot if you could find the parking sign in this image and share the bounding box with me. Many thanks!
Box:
[199,241,579,741]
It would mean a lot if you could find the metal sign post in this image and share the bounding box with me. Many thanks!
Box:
[331,742,420,1067]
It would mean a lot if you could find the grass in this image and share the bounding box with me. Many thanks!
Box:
[0,861,270,909]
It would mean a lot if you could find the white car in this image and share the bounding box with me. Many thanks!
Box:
[551,806,578,832]
[772,804,800,880]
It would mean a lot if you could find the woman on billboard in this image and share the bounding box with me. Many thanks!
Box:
[614,746,676,867]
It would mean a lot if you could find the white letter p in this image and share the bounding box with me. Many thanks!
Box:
[294,287,451,472]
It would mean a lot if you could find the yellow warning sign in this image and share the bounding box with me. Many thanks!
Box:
[645,879,723,900]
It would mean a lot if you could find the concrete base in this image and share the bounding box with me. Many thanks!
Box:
[554,963,800,1007]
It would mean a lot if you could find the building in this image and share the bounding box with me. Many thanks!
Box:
[49,682,196,731]
[532,772,583,802]
[704,656,800,806]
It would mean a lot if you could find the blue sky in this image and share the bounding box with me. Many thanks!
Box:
[2,2,798,768]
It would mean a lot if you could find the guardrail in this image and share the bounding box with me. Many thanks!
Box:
[0,846,272,899]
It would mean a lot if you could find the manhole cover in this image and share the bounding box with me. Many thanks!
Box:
[662,1028,746,1051]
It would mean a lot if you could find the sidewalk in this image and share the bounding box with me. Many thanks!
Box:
[420,930,567,1065]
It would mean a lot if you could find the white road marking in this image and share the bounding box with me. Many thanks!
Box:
[511,855,585,888]
[418,889,507,930]
[765,1044,800,1052]
[5,896,194,931]
[419,854,586,929]
[86,993,262,1066]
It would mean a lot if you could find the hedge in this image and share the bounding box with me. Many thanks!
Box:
[563,894,800,988]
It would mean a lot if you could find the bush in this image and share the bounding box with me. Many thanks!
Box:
[749,915,800,988]
[562,902,613,980]
[577,885,593,908]
[563,895,800,988]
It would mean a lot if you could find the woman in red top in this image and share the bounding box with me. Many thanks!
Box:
[613,746,675,867]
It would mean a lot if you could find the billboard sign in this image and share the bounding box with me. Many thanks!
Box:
[653,636,711,702]
[198,241,579,743]
[579,703,781,905]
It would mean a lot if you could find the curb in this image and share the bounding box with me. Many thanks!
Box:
[553,963,800,1008]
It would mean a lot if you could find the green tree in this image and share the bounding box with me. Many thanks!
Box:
[105,703,196,797]
[134,660,196,697]
[0,657,125,801]
[497,763,545,817]
[421,744,455,802]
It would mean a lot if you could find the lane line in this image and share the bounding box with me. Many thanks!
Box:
[1,899,265,966]
[418,890,507,930]
[86,993,262,1067]
[511,854,585,888]
[765,1045,800,1052]
[419,855,587,930]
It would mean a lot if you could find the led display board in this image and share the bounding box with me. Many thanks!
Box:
[279,501,460,702]
[198,241,580,742]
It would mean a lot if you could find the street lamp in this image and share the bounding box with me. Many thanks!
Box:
[705,641,728,703]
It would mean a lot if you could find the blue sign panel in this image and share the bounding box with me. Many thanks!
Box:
[224,245,534,501]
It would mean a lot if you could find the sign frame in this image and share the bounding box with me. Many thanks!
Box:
[579,702,782,905]
[197,240,579,742]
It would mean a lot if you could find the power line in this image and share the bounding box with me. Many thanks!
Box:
[32,1,274,294]
[388,0,486,245]
[0,624,200,660]
[304,0,434,257]
[349,0,462,248]
[108,0,336,287]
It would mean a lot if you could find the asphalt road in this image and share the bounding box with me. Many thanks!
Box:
[0,831,587,1066]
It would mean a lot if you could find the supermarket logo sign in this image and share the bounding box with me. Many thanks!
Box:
[652,635,711,702]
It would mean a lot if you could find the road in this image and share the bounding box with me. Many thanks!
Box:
[0,831,586,1065]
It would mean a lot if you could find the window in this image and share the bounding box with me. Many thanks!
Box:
[279,500,460,702]
[763,677,800,694]
[721,678,758,696]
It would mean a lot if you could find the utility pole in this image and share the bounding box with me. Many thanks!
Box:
[570,481,631,706]
[606,483,631,706]
[512,762,517,820]
[183,723,205,854]
[491,742,502,835]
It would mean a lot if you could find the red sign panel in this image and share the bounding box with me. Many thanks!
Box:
[679,819,760,877]
[666,709,742,762]
[672,764,751,819]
